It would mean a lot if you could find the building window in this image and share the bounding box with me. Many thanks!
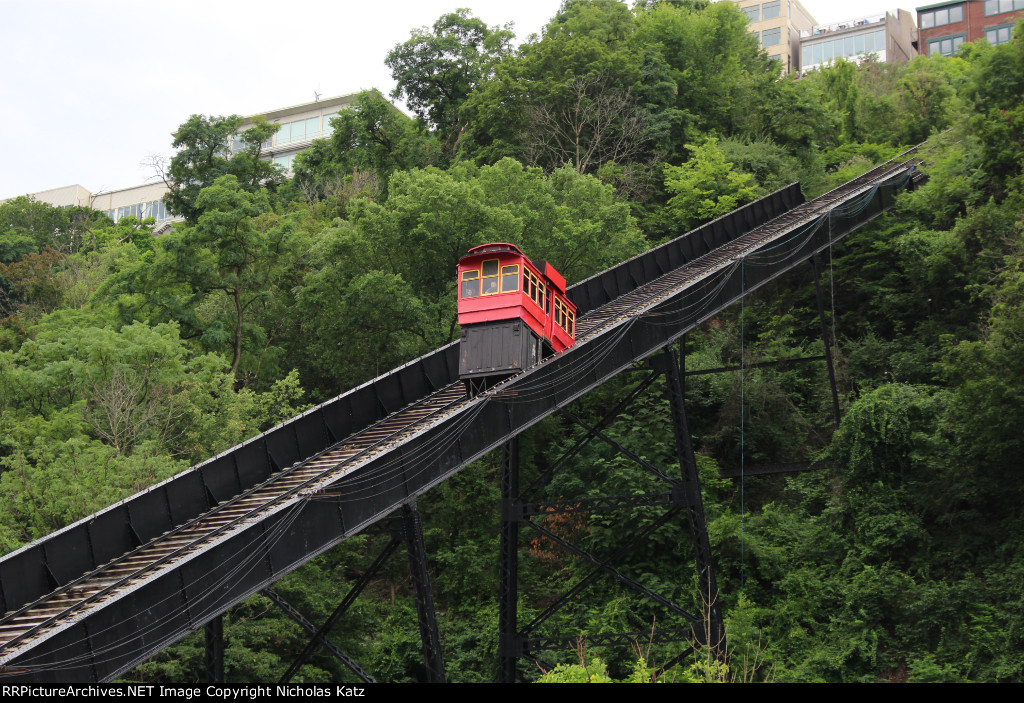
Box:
[107,199,168,224]
[272,114,340,147]
[742,4,760,22]
[761,27,782,47]
[802,29,886,67]
[273,154,296,172]
[321,112,340,136]
[275,116,326,147]
[920,4,964,29]
[985,0,1024,16]
[928,34,966,56]
[985,24,1016,44]
[762,1,781,20]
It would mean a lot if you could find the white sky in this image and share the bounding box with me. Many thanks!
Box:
[0,0,916,199]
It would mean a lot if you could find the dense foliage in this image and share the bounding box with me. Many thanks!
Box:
[2,0,1023,684]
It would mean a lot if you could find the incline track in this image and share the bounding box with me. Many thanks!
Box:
[0,151,921,676]
[0,383,467,658]
[576,152,921,338]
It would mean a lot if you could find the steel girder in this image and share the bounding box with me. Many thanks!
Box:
[498,439,520,683]
[400,502,446,683]
[263,588,376,684]
[665,346,724,653]
[203,616,223,683]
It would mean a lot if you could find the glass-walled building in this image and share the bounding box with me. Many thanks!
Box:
[234,93,361,175]
[800,9,918,72]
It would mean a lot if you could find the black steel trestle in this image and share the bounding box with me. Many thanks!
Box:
[260,504,445,684]
[204,616,223,683]
[0,152,920,682]
[497,343,724,681]
[264,587,377,684]
[401,501,447,684]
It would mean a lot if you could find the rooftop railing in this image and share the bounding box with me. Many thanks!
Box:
[805,13,888,37]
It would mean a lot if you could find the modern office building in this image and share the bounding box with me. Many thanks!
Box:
[733,0,818,74]
[0,182,175,232]
[232,92,359,174]
[3,93,365,227]
[799,10,918,72]
[917,0,1024,56]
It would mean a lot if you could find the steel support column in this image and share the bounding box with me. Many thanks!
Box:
[664,345,725,654]
[498,438,520,683]
[811,253,842,426]
[204,615,224,683]
[401,501,446,683]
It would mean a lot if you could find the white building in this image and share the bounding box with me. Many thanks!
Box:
[234,92,359,174]
[3,93,365,226]
[0,182,174,232]
[800,10,918,72]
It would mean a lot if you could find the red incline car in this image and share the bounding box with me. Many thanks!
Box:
[457,243,577,392]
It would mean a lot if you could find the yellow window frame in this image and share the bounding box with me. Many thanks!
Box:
[501,264,520,293]
[554,299,575,334]
[481,259,500,295]
[461,270,480,298]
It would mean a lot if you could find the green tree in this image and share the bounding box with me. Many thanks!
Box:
[663,138,758,230]
[109,176,307,381]
[821,58,862,142]
[889,55,964,144]
[461,0,653,167]
[0,248,68,320]
[386,9,514,155]
[291,90,441,202]
[631,0,776,142]
[163,115,283,223]
[0,196,108,260]
[0,312,312,554]
[962,20,1024,199]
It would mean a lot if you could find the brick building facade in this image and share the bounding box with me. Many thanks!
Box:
[918,0,1024,56]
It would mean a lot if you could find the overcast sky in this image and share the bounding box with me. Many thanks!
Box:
[0,0,916,199]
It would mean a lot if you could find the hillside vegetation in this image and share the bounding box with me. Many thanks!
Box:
[2,1,1022,683]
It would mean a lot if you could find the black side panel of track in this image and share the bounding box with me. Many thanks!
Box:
[0,187,796,620]
[0,344,455,614]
